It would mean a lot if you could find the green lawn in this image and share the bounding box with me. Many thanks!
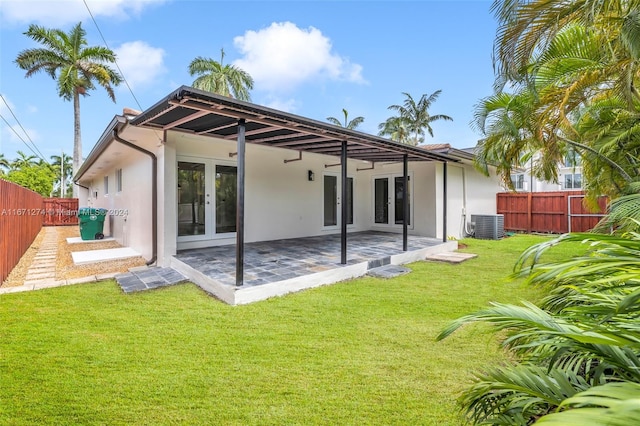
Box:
[0,235,581,425]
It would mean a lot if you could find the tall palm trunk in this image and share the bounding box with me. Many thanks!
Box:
[73,90,81,198]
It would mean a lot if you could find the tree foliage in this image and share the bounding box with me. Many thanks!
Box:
[438,231,640,424]
[188,48,254,101]
[475,0,640,208]
[4,162,56,196]
[15,22,122,197]
[326,108,364,130]
[379,91,452,145]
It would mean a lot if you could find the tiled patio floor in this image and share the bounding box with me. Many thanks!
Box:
[174,231,442,287]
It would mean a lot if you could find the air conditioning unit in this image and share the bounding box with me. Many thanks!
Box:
[471,214,504,240]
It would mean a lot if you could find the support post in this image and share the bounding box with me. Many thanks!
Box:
[403,154,408,251]
[442,162,447,243]
[341,140,347,264]
[236,119,246,286]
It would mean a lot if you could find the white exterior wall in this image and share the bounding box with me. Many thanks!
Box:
[80,127,503,266]
[82,148,154,261]
[438,161,502,239]
[168,131,377,252]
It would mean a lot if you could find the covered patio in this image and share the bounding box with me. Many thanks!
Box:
[130,87,458,293]
[170,231,456,304]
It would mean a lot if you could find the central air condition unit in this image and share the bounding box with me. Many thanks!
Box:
[471,214,504,240]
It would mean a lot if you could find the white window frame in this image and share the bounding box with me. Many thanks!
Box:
[511,173,525,190]
[104,175,109,196]
[564,173,582,189]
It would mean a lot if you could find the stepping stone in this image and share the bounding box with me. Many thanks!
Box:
[71,247,141,265]
[25,272,56,280]
[30,263,56,268]
[425,252,478,264]
[368,265,411,279]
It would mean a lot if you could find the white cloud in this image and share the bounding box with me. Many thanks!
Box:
[261,96,299,113]
[233,22,366,93]
[0,0,166,26]
[113,41,166,89]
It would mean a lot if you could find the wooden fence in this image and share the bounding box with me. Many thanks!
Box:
[497,191,608,234]
[0,179,44,283]
[43,198,78,226]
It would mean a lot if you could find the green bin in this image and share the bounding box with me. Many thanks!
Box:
[78,207,107,240]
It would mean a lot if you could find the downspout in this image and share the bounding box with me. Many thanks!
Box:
[113,129,157,266]
[448,163,473,237]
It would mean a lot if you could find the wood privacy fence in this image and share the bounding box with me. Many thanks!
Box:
[497,191,608,234]
[0,179,44,283]
[43,198,78,226]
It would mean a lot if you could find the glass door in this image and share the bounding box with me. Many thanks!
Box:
[177,158,237,244]
[394,176,410,225]
[323,175,338,227]
[215,165,237,234]
[323,174,354,228]
[374,177,389,224]
[177,161,207,237]
[373,175,411,227]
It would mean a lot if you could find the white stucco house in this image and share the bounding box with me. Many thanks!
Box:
[509,151,583,192]
[74,87,501,303]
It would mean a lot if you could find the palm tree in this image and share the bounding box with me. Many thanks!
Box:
[377,116,410,144]
[50,152,73,198]
[15,22,122,197]
[384,91,452,146]
[0,153,9,175]
[475,15,640,203]
[188,48,254,101]
[438,230,640,424]
[11,150,37,170]
[491,0,640,99]
[472,89,540,189]
[326,108,364,130]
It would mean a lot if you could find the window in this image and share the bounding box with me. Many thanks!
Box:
[116,169,123,192]
[104,176,109,195]
[564,173,582,189]
[511,174,525,190]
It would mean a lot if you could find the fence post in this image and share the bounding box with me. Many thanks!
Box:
[527,192,532,233]
[563,192,569,233]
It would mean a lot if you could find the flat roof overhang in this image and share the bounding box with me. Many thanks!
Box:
[130,86,458,164]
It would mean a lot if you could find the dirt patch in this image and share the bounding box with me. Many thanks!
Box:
[1,228,47,288]
[56,227,146,280]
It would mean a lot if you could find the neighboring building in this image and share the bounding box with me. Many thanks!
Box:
[508,150,583,192]
[74,87,502,301]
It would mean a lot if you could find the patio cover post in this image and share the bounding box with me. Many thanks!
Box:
[341,140,347,264]
[236,118,246,286]
[403,154,408,251]
[442,162,447,243]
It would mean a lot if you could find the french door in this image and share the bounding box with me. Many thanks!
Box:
[177,157,237,242]
[323,173,354,229]
[373,174,412,227]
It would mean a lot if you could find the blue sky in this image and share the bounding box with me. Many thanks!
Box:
[0,0,497,164]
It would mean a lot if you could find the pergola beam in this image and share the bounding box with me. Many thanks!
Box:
[162,110,209,130]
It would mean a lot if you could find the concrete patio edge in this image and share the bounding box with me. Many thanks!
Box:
[172,240,459,305]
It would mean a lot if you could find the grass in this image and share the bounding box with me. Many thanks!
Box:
[0,235,584,425]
